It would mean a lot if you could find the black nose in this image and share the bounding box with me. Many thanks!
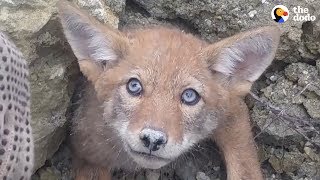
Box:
[139,128,168,151]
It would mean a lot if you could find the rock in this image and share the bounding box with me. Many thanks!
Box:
[132,0,320,63]
[268,156,282,173]
[146,170,160,180]
[196,172,210,180]
[158,167,176,180]
[29,17,76,169]
[72,0,124,28]
[252,104,304,146]
[47,142,72,180]
[0,0,58,40]
[269,75,278,82]
[0,0,124,172]
[269,149,306,173]
[296,162,320,179]
[251,70,320,148]
[251,77,307,144]
[301,21,320,59]
[303,99,320,119]
[119,1,173,30]
[304,146,320,162]
[105,0,126,16]
[119,4,158,28]
[283,63,320,118]
[248,10,257,18]
[261,77,305,106]
[38,167,60,180]
[175,160,198,180]
[135,173,146,180]
[285,62,320,97]
[284,63,318,83]
[281,151,306,173]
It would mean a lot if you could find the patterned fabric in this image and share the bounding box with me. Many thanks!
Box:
[0,31,33,180]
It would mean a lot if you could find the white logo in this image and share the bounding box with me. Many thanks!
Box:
[293,6,316,22]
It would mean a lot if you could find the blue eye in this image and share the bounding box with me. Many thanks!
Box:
[181,88,200,105]
[126,78,143,96]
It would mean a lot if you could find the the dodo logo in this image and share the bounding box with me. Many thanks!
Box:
[271,5,289,23]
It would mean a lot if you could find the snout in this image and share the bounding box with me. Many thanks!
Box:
[124,127,172,169]
[139,128,168,151]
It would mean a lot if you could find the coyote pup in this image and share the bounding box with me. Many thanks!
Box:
[58,1,280,179]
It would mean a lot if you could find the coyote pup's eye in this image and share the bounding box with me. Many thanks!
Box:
[126,78,143,96]
[181,88,200,105]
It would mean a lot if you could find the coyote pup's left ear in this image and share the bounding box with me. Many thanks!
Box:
[57,0,129,82]
[205,26,281,84]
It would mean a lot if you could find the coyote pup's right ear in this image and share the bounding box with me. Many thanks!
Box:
[57,0,129,82]
[203,26,281,95]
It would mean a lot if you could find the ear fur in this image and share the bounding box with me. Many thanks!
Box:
[204,26,281,84]
[57,0,129,81]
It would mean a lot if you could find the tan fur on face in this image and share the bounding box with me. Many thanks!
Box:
[94,27,225,146]
[76,28,230,170]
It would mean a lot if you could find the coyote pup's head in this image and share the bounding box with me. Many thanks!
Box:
[58,1,281,169]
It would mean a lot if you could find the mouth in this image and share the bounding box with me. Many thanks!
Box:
[125,144,172,169]
[283,11,288,16]
[128,146,171,162]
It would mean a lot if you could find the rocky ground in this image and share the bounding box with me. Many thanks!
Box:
[0,0,319,179]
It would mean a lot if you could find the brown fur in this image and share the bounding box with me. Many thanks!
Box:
[57,1,281,179]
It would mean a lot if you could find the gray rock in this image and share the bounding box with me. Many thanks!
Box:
[251,105,304,145]
[133,0,320,63]
[105,0,126,16]
[284,62,320,97]
[268,148,306,173]
[295,162,320,179]
[303,99,320,119]
[38,167,60,180]
[175,160,198,180]
[282,63,320,118]
[146,170,160,180]
[285,63,318,83]
[196,172,210,180]
[29,17,76,170]
[72,0,123,28]
[0,0,123,172]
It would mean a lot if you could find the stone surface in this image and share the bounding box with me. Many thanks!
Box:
[2,0,320,179]
[268,149,306,173]
[132,0,320,63]
[196,172,210,180]
[38,167,60,180]
[145,170,160,180]
[303,99,320,119]
[0,0,123,172]
[72,0,124,28]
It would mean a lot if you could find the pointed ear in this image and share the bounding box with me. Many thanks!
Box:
[204,26,281,84]
[57,0,129,81]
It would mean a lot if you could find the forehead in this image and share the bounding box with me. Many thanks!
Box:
[122,27,209,89]
[126,27,206,63]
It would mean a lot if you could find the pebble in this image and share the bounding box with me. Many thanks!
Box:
[196,172,210,180]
